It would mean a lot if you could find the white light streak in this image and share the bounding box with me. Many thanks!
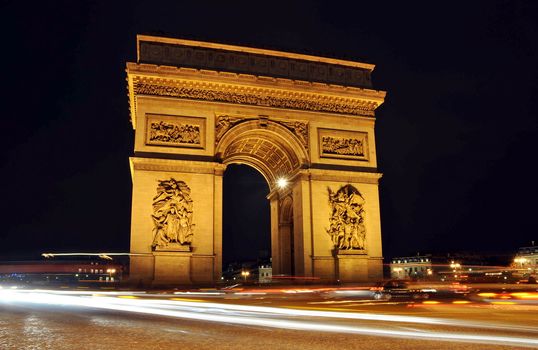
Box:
[2,289,538,348]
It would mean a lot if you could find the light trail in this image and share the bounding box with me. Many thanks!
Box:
[2,289,538,348]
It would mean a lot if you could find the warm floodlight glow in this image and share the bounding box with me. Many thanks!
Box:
[277,178,288,189]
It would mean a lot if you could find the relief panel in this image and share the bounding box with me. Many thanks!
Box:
[318,128,368,161]
[326,184,366,251]
[151,178,194,251]
[146,114,206,149]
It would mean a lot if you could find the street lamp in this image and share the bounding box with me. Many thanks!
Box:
[106,268,116,282]
[241,270,250,282]
[514,257,527,268]
[449,261,461,272]
[276,178,288,189]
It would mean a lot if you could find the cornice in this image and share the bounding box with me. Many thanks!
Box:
[127,63,386,129]
[130,157,226,174]
[293,168,383,185]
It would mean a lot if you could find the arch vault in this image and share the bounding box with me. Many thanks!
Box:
[126,35,386,284]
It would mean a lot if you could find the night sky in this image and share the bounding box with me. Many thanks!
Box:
[1,1,537,263]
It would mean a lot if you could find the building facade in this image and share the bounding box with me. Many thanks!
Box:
[390,255,433,279]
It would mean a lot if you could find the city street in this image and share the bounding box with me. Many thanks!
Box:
[1,286,537,349]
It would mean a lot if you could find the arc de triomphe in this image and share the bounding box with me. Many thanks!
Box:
[127,35,386,285]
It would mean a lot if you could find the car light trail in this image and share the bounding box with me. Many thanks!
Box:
[2,289,538,348]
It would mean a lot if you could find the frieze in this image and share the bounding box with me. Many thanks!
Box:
[318,128,369,161]
[326,184,366,250]
[133,78,377,117]
[146,114,205,149]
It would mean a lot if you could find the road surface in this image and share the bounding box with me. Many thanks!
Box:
[1,286,537,349]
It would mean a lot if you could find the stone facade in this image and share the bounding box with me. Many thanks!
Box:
[127,35,386,285]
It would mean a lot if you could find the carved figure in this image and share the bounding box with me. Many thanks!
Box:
[134,80,376,117]
[280,121,309,149]
[149,121,200,145]
[322,136,365,157]
[326,185,366,250]
[215,115,244,144]
[151,178,194,249]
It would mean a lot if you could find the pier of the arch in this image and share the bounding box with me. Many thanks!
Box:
[126,35,386,285]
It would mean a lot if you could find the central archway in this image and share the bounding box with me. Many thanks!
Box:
[216,119,309,276]
[216,119,309,189]
[222,164,270,272]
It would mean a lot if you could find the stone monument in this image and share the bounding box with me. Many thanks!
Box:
[126,35,386,284]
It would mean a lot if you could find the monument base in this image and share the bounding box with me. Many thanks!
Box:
[154,243,192,252]
[153,251,192,285]
[335,249,369,283]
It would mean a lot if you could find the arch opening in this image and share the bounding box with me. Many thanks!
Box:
[216,120,309,190]
[222,164,271,278]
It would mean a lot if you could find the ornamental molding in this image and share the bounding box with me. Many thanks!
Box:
[127,65,386,127]
[306,169,382,184]
[137,39,374,88]
[132,76,378,116]
[130,157,226,174]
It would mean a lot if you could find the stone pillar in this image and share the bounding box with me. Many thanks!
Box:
[292,174,313,277]
[129,157,221,285]
[279,222,292,275]
[213,166,225,281]
[269,195,281,275]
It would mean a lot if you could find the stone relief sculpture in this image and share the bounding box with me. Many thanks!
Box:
[215,115,309,151]
[215,115,245,144]
[148,120,200,145]
[134,79,377,117]
[327,184,366,250]
[321,136,364,157]
[151,178,194,250]
[280,120,309,149]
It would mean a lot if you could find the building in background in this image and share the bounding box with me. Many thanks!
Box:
[390,255,433,279]
[0,260,122,285]
[258,264,272,284]
[390,250,525,283]
[512,245,538,280]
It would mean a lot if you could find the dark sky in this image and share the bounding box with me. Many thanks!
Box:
[1,1,537,262]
